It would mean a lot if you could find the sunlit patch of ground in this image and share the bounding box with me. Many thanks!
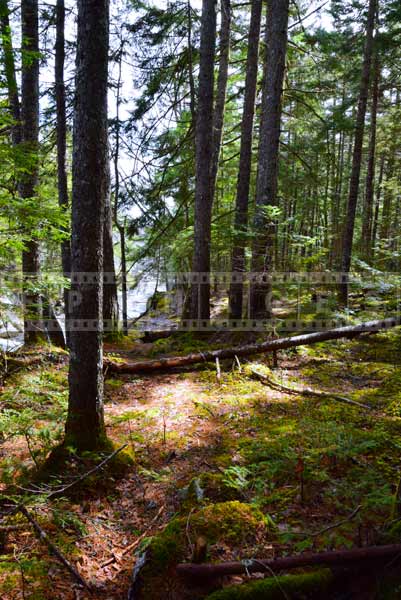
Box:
[1,331,401,598]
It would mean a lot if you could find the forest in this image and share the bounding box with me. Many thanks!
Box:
[0,0,401,598]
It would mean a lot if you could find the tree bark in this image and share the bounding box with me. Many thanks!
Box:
[65,0,109,451]
[190,0,217,320]
[21,0,43,344]
[0,0,22,146]
[379,155,394,261]
[186,0,196,123]
[112,39,127,335]
[228,0,262,319]
[338,0,377,304]
[361,54,380,261]
[371,153,384,259]
[55,0,71,347]
[210,0,231,199]
[249,0,289,319]
[103,163,119,335]
[119,224,128,336]
[105,315,401,374]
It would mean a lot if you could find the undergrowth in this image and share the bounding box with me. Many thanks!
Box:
[1,329,401,597]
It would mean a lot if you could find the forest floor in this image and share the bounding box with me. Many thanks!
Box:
[1,324,401,598]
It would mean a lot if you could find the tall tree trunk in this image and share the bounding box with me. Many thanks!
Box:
[190,0,216,320]
[113,40,127,335]
[338,0,377,304]
[228,0,262,320]
[210,0,231,199]
[65,0,109,451]
[329,122,345,269]
[361,54,380,261]
[55,0,71,347]
[186,0,196,124]
[371,153,384,260]
[249,0,289,319]
[21,0,43,344]
[0,0,22,146]
[119,223,128,335]
[379,156,394,249]
[103,163,119,336]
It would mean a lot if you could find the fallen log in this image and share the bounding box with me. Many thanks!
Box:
[105,316,401,374]
[0,351,66,385]
[176,543,401,579]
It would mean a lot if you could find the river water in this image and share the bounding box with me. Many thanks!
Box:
[0,274,169,352]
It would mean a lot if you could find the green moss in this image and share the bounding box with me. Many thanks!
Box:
[152,501,266,568]
[104,330,128,343]
[214,454,236,468]
[134,502,266,600]
[189,501,266,544]
[0,560,18,574]
[148,332,226,358]
[205,569,333,600]
[380,368,401,416]
[150,517,184,568]
[105,377,124,389]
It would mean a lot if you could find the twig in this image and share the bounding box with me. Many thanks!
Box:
[215,357,221,381]
[310,505,362,537]
[250,368,372,411]
[234,355,242,373]
[292,505,362,538]
[24,430,39,470]
[13,548,27,600]
[18,504,91,590]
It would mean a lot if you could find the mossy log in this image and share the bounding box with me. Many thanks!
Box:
[176,543,401,579]
[106,316,401,374]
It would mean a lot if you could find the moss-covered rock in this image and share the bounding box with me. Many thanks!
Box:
[205,569,333,600]
[132,501,268,600]
[150,501,266,570]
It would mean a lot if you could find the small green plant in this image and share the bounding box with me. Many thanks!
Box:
[222,466,250,491]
